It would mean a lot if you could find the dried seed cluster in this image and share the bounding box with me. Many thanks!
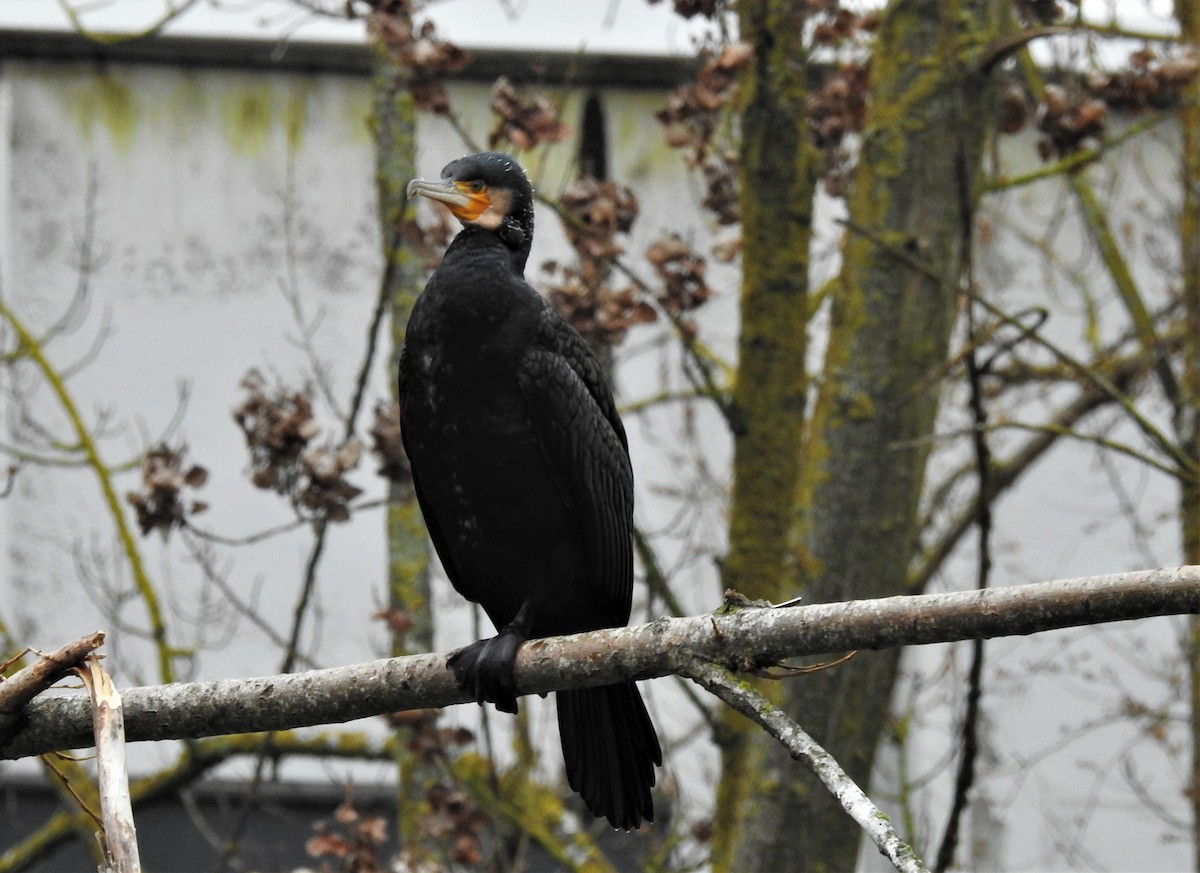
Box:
[233,370,362,522]
[368,400,409,484]
[657,43,752,226]
[544,179,657,345]
[646,234,713,330]
[363,1,471,115]
[387,709,488,865]
[488,77,569,151]
[305,798,389,873]
[125,444,208,538]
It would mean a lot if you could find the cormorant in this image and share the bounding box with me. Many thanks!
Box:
[400,152,661,829]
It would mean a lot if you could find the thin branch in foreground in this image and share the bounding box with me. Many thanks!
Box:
[934,287,994,873]
[0,631,105,744]
[4,567,1200,762]
[3,730,392,869]
[77,657,141,873]
[680,656,929,873]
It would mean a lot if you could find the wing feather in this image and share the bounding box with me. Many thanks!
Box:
[517,332,634,623]
[398,341,467,593]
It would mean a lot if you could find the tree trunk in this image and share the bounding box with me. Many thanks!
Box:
[727,0,1000,868]
[710,1,814,868]
[366,16,436,850]
[1177,2,1200,868]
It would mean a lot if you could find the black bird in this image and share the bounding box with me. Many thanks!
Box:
[399,152,661,829]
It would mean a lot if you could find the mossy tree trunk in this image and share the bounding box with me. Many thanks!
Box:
[709,1,814,868]
[723,0,1001,868]
[1177,2,1200,868]
[366,23,436,850]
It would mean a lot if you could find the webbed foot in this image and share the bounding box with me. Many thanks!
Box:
[448,627,525,714]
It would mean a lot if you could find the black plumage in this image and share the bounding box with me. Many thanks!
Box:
[399,152,661,829]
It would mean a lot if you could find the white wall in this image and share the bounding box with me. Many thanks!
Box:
[0,42,1191,871]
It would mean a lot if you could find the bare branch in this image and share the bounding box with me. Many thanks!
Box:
[681,656,929,873]
[4,567,1199,761]
[0,631,106,744]
[77,658,141,873]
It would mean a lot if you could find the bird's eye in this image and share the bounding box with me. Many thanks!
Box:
[467,180,486,194]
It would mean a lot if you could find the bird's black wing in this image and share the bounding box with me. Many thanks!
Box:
[518,307,634,623]
[548,308,631,458]
[397,341,466,593]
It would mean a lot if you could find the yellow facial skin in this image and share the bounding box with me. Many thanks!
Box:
[406,177,491,224]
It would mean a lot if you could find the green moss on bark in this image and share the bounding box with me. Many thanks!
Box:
[711,2,815,868]
[725,0,1003,869]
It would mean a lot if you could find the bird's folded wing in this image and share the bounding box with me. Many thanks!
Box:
[517,346,634,623]
[398,342,465,592]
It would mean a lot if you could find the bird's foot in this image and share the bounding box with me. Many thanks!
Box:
[448,628,525,714]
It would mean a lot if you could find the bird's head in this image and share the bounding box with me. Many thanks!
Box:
[406,152,535,257]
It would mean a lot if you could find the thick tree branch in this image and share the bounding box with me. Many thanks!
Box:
[4,566,1199,761]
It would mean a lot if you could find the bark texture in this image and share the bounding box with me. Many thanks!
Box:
[712,0,814,864]
[366,16,435,848]
[1177,1,1200,864]
[6,567,1198,761]
[729,0,1001,868]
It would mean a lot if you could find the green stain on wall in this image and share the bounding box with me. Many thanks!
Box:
[70,72,140,153]
[284,82,310,153]
[611,90,678,172]
[167,74,210,135]
[223,88,274,155]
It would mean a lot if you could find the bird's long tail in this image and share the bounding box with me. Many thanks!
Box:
[557,682,662,830]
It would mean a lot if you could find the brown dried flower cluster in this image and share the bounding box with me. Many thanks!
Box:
[1003,49,1198,160]
[647,0,725,18]
[233,370,362,522]
[809,62,869,150]
[1035,83,1108,159]
[400,207,456,273]
[125,444,208,538]
[658,43,749,141]
[1013,0,1077,25]
[798,0,880,192]
[810,3,878,45]
[1087,48,1199,112]
[390,708,476,765]
[544,178,657,345]
[363,1,471,115]
[657,43,752,224]
[545,262,658,346]
[646,234,712,333]
[300,440,364,523]
[997,81,1031,135]
[306,798,389,873]
[559,178,639,260]
[385,709,488,865]
[488,77,569,150]
[422,782,490,865]
[233,371,319,491]
[808,61,870,195]
[367,400,409,483]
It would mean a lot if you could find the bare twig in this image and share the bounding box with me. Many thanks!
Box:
[0,632,106,745]
[77,657,141,873]
[2,731,391,869]
[58,0,203,43]
[680,656,929,873]
[934,299,992,873]
[0,301,176,684]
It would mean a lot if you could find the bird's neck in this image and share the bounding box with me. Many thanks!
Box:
[450,225,530,276]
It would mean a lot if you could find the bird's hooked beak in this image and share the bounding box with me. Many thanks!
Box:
[406,177,491,223]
